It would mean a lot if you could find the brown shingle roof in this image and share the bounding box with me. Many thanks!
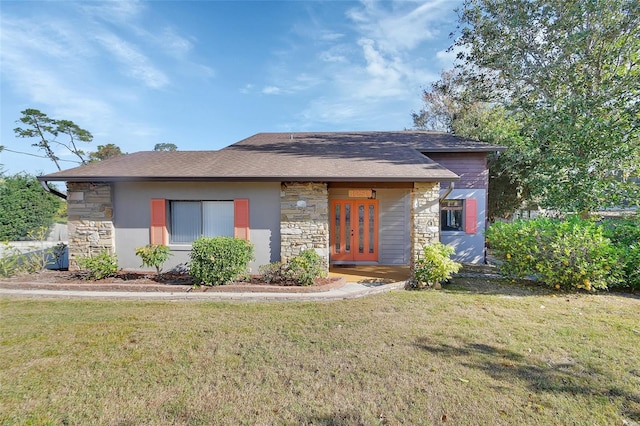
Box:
[38,131,503,182]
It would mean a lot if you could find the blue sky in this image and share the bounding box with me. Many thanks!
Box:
[0,0,462,176]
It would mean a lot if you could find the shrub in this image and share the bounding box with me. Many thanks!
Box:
[135,244,172,275]
[285,249,327,286]
[486,218,622,291]
[258,250,327,286]
[259,261,287,284]
[0,173,62,240]
[77,251,119,280]
[602,217,640,289]
[189,237,254,286]
[412,242,461,289]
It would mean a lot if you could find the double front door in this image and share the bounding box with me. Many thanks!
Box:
[330,199,378,262]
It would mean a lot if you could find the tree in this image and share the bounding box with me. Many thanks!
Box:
[13,109,93,170]
[154,143,178,151]
[89,144,124,162]
[452,0,640,214]
[414,69,531,220]
[0,173,63,240]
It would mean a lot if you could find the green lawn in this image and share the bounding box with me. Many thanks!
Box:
[1,278,639,425]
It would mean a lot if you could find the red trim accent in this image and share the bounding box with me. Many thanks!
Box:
[234,199,250,240]
[465,198,478,234]
[150,199,167,244]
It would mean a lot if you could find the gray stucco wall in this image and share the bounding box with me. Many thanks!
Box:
[112,181,281,272]
[439,188,487,263]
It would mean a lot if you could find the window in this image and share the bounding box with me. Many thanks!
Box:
[170,201,234,243]
[441,199,464,232]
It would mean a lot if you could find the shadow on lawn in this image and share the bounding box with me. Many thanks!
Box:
[444,276,640,300]
[443,276,554,297]
[414,338,640,421]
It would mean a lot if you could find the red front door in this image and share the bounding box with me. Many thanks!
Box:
[330,199,378,262]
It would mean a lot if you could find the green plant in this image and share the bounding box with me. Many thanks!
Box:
[0,242,22,278]
[412,242,462,289]
[22,226,53,273]
[189,237,254,286]
[0,173,63,240]
[602,217,640,289]
[486,218,622,291]
[258,250,327,286]
[285,249,327,286]
[135,244,172,275]
[77,251,118,280]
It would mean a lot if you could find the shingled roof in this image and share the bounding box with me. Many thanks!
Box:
[38,131,503,182]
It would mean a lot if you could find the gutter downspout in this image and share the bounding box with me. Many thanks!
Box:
[41,181,67,200]
[439,181,455,203]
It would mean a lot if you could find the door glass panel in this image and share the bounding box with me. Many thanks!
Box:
[369,204,375,253]
[358,204,364,254]
[345,203,351,253]
[334,204,340,253]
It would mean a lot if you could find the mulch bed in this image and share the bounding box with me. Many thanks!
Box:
[0,270,346,293]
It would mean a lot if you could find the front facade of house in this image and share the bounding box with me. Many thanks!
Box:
[41,132,502,273]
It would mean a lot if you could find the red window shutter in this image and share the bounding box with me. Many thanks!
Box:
[150,199,167,245]
[465,198,478,234]
[234,199,250,240]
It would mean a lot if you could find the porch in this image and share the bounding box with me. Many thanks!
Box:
[329,264,410,283]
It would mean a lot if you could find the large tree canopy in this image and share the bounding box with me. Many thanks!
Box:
[13,109,93,170]
[428,0,640,214]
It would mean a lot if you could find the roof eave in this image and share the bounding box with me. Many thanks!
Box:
[38,175,460,183]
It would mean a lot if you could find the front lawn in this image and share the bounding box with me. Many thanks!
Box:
[1,278,638,425]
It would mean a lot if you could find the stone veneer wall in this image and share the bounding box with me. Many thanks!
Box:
[280,182,329,269]
[66,182,115,270]
[411,182,441,264]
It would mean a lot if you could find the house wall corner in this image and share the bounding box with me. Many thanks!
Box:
[280,182,329,270]
[411,182,440,264]
[66,182,115,270]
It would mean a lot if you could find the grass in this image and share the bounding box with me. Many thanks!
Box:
[1,278,639,425]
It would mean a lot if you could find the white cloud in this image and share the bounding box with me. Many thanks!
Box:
[262,86,282,95]
[347,0,451,54]
[80,0,145,24]
[95,32,170,89]
[0,16,114,126]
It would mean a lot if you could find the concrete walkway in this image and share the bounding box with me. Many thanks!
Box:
[0,281,406,302]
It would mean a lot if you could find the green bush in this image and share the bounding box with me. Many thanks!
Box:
[189,237,254,286]
[486,218,622,291]
[77,251,119,280]
[602,217,640,289]
[285,249,327,286]
[258,250,327,286]
[0,173,63,240]
[135,244,172,275]
[412,242,462,289]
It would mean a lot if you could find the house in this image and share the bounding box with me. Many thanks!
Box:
[38,131,503,272]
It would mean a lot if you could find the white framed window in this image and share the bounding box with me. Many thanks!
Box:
[441,199,464,232]
[170,201,234,243]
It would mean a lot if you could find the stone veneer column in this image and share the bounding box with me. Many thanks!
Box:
[280,182,329,270]
[411,182,441,264]
[66,182,115,270]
